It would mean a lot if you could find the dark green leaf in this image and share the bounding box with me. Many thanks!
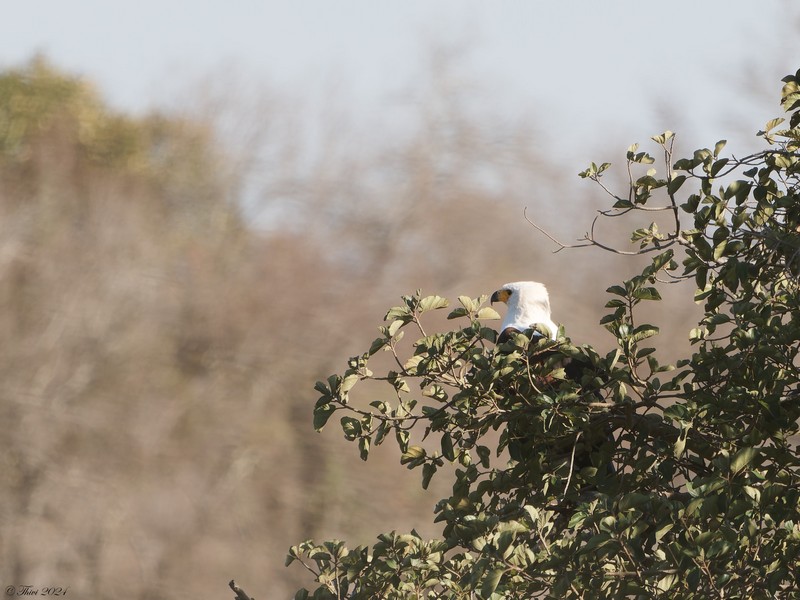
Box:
[313,405,336,431]
[358,436,370,461]
[421,463,436,489]
[607,285,627,297]
[441,432,455,461]
[730,447,758,474]
[447,307,469,320]
[633,287,661,301]
[481,569,504,599]
[341,416,361,440]
[476,445,491,468]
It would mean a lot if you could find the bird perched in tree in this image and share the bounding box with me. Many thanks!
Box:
[490,280,584,382]
[490,281,615,480]
[491,281,558,344]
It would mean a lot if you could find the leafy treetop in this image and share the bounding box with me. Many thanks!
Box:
[284,68,800,599]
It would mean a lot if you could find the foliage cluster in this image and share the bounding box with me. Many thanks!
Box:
[289,69,800,598]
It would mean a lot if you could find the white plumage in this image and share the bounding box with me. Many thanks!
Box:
[491,281,558,341]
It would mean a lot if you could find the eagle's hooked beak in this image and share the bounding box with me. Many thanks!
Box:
[491,289,510,305]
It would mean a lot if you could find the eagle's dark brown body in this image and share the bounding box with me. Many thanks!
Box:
[492,284,615,478]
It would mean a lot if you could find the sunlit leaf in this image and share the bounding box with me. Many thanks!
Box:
[476,307,501,320]
[419,295,450,313]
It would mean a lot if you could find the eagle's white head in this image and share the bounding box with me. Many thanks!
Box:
[491,281,558,341]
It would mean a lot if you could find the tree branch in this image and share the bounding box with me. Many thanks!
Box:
[229,580,254,600]
[524,206,677,256]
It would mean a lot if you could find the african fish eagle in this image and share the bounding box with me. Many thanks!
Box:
[490,281,558,344]
[491,280,616,477]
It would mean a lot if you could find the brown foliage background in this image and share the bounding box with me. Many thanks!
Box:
[0,56,704,597]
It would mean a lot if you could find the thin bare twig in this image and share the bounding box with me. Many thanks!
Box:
[563,431,581,498]
[525,135,691,257]
[598,204,679,216]
[523,206,593,253]
[663,135,682,236]
[229,580,254,600]
[524,207,647,255]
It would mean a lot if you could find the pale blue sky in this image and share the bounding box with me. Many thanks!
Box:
[2,1,798,157]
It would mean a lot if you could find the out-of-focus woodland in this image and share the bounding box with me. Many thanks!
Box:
[0,56,727,597]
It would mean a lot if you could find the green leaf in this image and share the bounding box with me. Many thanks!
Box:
[368,336,389,355]
[650,249,675,272]
[613,198,634,209]
[422,384,447,401]
[731,208,749,231]
[633,287,661,301]
[481,569,504,599]
[458,295,477,312]
[654,522,672,542]
[476,307,501,320]
[568,511,588,528]
[341,416,361,440]
[584,532,612,552]
[419,295,449,312]
[401,445,426,464]
[760,117,785,135]
[730,447,758,474]
[651,130,674,144]
[674,425,689,458]
[421,462,436,489]
[387,319,404,337]
[607,285,627,297]
[726,180,752,206]
[340,373,359,394]
[618,493,650,511]
[447,307,469,320]
[630,324,659,343]
[313,405,336,431]
[667,175,686,195]
[441,432,455,461]
[395,429,410,453]
[710,157,729,177]
[359,436,370,461]
[388,371,410,393]
[689,327,706,341]
[656,573,679,592]
[713,239,728,261]
[681,193,701,213]
[385,305,412,322]
[476,445,491,468]
[403,355,424,373]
